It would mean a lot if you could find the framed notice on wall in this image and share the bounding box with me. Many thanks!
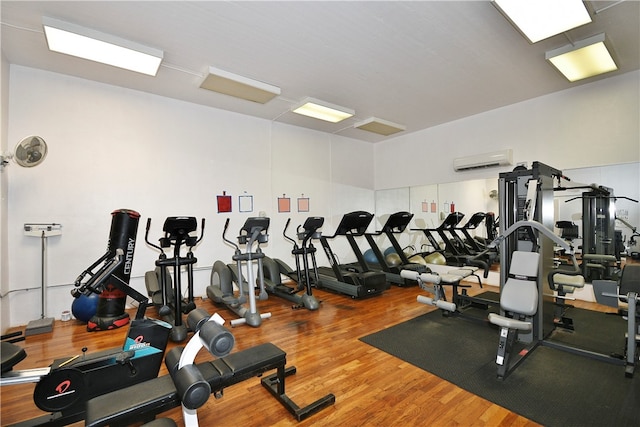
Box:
[278,194,291,213]
[239,193,253,213]
[297,195,309,212]
[217,191,232,213]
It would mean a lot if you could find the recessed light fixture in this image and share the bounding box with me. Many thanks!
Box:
[493,0,592,43]
[546,33,617,82]
[291,98,354,123]
[42,17,163,76]
[200,66,281,104]
[354,117,406,136]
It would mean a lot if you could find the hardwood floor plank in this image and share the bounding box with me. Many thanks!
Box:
[1,281,547,427]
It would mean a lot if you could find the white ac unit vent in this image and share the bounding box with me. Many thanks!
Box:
[453,149,513,172]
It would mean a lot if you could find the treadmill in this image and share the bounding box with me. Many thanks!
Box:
[455,212,487,253]
[364,211,429,286]
[455,212,499,266]
[317,211,389,298]
[412,212,466,265]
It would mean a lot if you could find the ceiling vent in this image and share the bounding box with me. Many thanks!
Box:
[453,149,513,172]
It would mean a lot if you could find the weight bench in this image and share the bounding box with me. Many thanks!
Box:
[85,342,335,426]
[401,270,458,312]
[447,266,483,287]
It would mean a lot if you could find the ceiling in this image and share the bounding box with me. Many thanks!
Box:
[2,1,639,143]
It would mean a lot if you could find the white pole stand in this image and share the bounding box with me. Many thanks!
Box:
[24,223,62,336]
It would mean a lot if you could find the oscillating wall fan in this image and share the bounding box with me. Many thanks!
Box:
[1,135,48,171]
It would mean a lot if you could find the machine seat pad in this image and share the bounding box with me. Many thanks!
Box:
[403,263,429,273]
[1,342,27,374]
[86,343,286,427]
[450,266,478,275]
[582,254,618,263]
[552,273,585,292]
[619,264,640,296]
[439,274,465,284]
[488,313,532,331]
[500,278,538,316]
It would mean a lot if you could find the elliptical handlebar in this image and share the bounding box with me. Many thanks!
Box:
[145,218,164,254]
[194,218,206,247]
[221,218,239,251]
[283,218,297,246]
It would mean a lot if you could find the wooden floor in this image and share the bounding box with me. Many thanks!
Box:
[2,279,611,427]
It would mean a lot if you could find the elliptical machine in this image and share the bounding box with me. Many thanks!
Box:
[206,217,272,327]
[145,216,205,342]
[262,217,324,310]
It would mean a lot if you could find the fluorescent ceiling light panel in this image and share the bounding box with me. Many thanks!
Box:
[200,66,281,104]
[292,98,354,123]
[546,33,617,82]
[354,117,405,136]
[494,0,592,43]
[42,17,163,76]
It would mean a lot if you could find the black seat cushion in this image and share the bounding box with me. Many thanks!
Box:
[1,341,27,373]
[142,418,178,427]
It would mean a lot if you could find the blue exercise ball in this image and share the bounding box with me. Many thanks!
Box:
[71,293,99,323]
[383,247,397,257]
[364,249,379,264]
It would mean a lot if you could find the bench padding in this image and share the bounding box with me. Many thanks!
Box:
[86,343,286,427]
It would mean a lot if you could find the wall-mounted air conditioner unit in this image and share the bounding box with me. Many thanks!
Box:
[453,149,513,172]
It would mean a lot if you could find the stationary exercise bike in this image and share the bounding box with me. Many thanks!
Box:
[145,216,205,342]
[1,314,171,426]
[206,217,272,327]
[262,217,324,310]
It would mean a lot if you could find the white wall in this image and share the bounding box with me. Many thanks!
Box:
[374,70,640,189]
[4,66,639,329]
[3,66,375,329]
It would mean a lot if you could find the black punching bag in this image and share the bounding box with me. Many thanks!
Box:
[87,209,140,331]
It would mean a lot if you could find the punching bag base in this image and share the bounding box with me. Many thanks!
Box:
[87,313,130,332]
